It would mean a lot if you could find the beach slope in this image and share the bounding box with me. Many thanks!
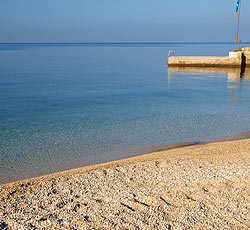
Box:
[0,139,250,229]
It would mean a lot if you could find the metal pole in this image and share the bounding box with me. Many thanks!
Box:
[235,0,242,51]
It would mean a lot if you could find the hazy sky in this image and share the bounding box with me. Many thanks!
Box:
[0,0,249,42]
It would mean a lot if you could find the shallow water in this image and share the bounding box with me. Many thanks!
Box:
[1,42,250,184]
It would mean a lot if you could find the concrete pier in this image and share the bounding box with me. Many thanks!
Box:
[168,48,250,68]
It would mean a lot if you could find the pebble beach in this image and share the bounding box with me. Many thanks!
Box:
[0,138,250,229]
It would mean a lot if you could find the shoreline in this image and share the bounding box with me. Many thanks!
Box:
[0,141,206,186]
[1,141,205,187]
[1,130,250,186]
[1,138,250,228]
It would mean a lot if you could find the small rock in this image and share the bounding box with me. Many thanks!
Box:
[84,216,90,222]
[0,221,8,229]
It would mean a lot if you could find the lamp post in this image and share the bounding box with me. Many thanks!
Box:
[235,0,242,51]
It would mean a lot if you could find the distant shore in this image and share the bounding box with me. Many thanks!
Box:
[1,138,250,229]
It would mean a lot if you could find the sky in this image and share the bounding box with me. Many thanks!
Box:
[0,0,249,42]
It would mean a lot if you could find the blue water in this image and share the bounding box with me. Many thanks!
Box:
[1,42,250,184]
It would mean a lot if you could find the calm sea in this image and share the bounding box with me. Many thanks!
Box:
[1,42,250,184]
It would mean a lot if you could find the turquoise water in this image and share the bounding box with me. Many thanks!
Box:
[1,43,250,184]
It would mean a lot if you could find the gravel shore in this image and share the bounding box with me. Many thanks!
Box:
[1,139,250,229]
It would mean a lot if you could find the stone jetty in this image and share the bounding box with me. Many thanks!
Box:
[168,47,250,68]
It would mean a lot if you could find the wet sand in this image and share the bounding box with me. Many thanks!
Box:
[0,138,250,229]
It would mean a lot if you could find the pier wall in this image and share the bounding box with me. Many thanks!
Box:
[168,52,242,68]
[168,47,250,70]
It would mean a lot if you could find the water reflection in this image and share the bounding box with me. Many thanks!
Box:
[168,67,250,105]
[168,66,250,88]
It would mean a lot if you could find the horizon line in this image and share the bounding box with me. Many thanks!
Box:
[0,41,250,44]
